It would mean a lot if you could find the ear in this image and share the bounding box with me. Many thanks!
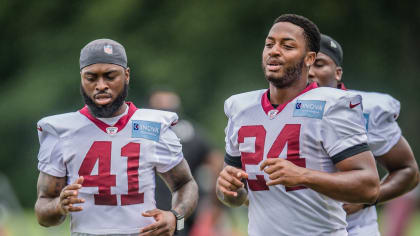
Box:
[125,67,130,85]
[304,52,317,67]
[335,67,343,82]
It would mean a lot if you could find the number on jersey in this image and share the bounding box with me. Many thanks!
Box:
[78,141,144,206]
[238,124,306,192]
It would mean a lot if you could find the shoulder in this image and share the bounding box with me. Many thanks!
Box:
[133,109,179,128]
[224,89,266,118]
[299,87,361,112]
[349,90,400,115]
[37,111,85,137]
[300,87,351,100]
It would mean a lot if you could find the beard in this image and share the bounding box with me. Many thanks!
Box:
[80,83,129,118]
[264,57,305,89]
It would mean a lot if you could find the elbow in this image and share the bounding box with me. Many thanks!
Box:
[35,211,51,228]
[404,165,420,191]
[35,206,50,228]
[365,185,380,205]
[362,176,380,204]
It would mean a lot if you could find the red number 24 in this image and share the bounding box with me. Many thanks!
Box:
[78,141,144,206]
[238,124,306,192]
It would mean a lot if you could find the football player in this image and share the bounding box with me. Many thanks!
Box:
[308,34,419,236]
[216,14,380,236]
[34,39,198,236]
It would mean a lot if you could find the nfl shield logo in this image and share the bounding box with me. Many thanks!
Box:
[106,127,118,135]
[268,109,279,120]
[104,45,113,55]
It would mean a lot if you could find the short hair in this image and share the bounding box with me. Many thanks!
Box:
[273,14,320,53]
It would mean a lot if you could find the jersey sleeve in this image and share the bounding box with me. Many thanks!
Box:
[153,113,184,173]
[321,94,370,164]
[367,95,401,156]
[37,119,66,177]
[224,98,242,168]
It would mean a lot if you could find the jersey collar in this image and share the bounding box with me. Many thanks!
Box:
[338,83,347,90]
[79,102,138,134]
[261,82,319,116]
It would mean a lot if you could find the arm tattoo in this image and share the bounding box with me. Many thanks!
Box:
[159,159,198,218]
[35,172,67,227]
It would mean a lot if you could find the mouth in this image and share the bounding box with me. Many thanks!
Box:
[266,60,283,72]
[94,93,112,105]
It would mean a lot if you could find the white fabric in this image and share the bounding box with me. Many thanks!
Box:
[97,104,129,125]
[351,90,401,156]
[224,87,368,236]
[37,108,183,235]
[346,90,401,236]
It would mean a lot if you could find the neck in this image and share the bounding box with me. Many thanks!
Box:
[269,75,308,105]
[112,102,128,117]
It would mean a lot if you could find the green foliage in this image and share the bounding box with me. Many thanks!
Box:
[0,0,419,208]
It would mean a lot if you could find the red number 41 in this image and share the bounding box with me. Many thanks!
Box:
[78,141,144,206]
[238,124,306,192]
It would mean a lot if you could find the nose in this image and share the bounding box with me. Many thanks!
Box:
[268,44,281,57]
[96,78,109,91]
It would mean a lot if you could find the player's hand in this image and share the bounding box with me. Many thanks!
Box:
[56,176,85,215]
[260,158,307,186]
[343,203,364,215]
[139,209,176,236]
[216,165,248,197]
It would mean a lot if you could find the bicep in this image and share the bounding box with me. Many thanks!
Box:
[376,136,416,172]
[158,159,193,193]
[335,151,377,172]
[37,171,66,198]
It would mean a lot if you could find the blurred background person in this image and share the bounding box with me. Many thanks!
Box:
[309,33,419,236]
[149,89,232,236]
[0,172,23,236]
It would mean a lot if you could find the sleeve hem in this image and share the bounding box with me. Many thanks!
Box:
[373,131,402,157]
[225,153,242,168]
[157,156,183,173]
[38,163,66,177]
[331,143,370,164]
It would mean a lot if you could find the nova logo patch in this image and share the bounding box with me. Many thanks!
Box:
[132,120,161,141]
[293,100,326,119]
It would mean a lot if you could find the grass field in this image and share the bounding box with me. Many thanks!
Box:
[2,209,420,236]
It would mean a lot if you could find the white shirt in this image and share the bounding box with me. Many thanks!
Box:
[346,90,401,236]
[224,83,369,236]
[37,102,184,235]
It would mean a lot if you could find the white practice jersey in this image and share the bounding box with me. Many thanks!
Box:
[37,102,184,235]
[345,91,401,236]
[224,83,370,236]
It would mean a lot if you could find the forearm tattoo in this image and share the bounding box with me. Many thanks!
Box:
[159,159,198,218]
[35,172,67,226]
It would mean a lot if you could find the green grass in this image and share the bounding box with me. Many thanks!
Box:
[2,208,420,236]
[3,210,69,236]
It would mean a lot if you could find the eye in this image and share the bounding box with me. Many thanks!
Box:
[265,42,274,48]
[314,61,324,67]
[283,45,294,50]
[86,76,95,82]
[105,75,116,81]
